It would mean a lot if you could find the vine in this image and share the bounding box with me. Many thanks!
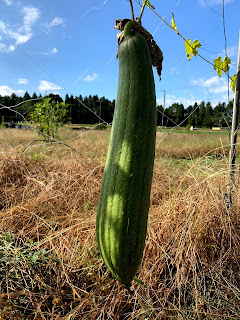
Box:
[131,0,236,91]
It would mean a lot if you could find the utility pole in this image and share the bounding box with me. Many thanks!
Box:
[226,31,240,208]
[160,90,166,132]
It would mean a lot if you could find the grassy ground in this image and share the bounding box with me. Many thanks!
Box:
[0,126,240,319]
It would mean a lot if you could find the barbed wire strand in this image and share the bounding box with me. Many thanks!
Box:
[44,0,109,37]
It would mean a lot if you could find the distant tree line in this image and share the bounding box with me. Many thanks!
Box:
[0,91,236,128]
[158,100,235,128]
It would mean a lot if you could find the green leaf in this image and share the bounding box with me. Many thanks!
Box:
[214,57,223,76]
[231,74,236,92]
[171,13,178,34]
[39,248,46,255]
[185,39,192,61]
[192,39,201,57]
[134,277,147,287]
[214,56,231,77]
[31,253,38,263]
[222,56,231,73]
[185,39,201,61]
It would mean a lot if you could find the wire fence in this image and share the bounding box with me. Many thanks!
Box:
[0,0,237,175]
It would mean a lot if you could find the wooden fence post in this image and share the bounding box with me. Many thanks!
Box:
[225,31,240,209]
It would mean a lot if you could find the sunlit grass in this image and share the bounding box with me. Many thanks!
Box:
[0,127,239,318]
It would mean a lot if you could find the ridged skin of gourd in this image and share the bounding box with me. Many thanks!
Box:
[96,30,156,284]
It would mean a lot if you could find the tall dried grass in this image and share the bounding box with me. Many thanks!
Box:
[0,128,239,319]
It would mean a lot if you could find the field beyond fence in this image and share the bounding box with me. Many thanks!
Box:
[0,127,240,319]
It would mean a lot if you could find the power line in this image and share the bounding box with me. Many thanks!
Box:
[222,0,230,103]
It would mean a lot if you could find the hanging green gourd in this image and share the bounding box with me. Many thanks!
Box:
[96,16,163,285]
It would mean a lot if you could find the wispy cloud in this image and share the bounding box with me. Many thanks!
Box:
[224,45,237,57]
[51,48,58,54]
[0,85,24,96]
[83,73,98,82]
[41,48,58,55]
[199,0,234,6]
[4,0,13,5]
[191,75,230,92]
[190,75,234,104]
[157,95,202,109]
[44,17,64,36]
[38,80,62,91]
[157,75,234,109]
[0,6,40,52]
[47,17,64,28]
[17,78,28,84]
[22,7,40,30]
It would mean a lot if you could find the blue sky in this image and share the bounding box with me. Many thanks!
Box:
[0,0,239,108]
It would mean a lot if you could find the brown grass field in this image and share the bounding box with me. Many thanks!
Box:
[0,127,240,319]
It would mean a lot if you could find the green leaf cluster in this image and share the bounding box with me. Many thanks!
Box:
[214,56,231,77]
[185,39,201,61]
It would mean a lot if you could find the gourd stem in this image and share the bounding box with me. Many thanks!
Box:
[128,0,135,20]
[138,0,147,25]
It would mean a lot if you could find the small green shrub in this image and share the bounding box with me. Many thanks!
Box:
[30,97,68,142]
[93,123,107,130]
[0,116,6,128]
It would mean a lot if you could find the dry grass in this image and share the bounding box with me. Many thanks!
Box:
[0,128,240,319]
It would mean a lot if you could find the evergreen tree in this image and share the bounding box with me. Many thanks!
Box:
[193,102,199,127]
[198,101,206,127]
[186,105,195,126]
[157,105,164,126]
[213,102,226,126]
[32,92,38,99]
[203,102,214,127]
[23,92,31,101]
[175,103,184,124]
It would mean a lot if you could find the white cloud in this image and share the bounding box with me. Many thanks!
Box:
[0,42,15,53]
[157,76,234,109]
[199,0,234,6]
[191,75,226,88]
[51,48,58,54]
[0,6,40,53]
[224,45,237,58]
[83,73,98,82]
[4,0,13,5]
[0,21,7,34]
[0,43,7,52]
[8,45,15,51]
[9,32,31,45]
[46,17,64,29]
[38,80,62,91]
[21,7,40,30]
[17,78,28,84]
[41,47,58,55]
[44,17,64,36]
[157,94,202,108]
[0,85,24,96]
[190,75,234,99]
